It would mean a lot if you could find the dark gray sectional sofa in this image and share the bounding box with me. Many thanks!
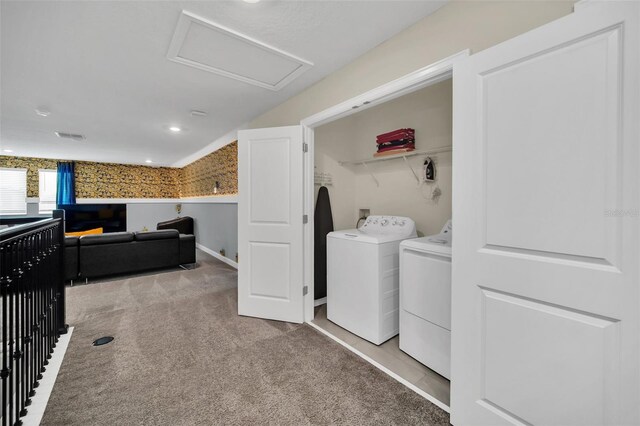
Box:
[64,229,195,280]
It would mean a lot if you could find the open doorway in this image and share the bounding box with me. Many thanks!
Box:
[300,53,466,410]
[310,79,452,406]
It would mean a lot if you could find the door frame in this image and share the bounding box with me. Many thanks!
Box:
[299,49,470,323]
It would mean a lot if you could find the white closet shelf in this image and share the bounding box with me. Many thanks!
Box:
[338,146,452,186]
[338,146,452,167]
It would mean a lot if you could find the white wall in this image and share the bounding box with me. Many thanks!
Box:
[250,1,574,130]
[181,202,238,261]
[127,202,238,262]
[127,203,179,232]
[26,200,45,216]
[315,80,452,236]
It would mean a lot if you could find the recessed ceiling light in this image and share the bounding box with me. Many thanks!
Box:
[169,126,181,132]
[35,107,51,117]
[145,159,153,164]
[3,149,14,153]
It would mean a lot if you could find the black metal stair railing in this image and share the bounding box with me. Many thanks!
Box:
[1,213,67,426]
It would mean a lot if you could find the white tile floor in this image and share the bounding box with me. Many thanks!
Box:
[313,305,450,405]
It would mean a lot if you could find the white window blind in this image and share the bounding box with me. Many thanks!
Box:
[0,168,27,215]
[39,169,57,214]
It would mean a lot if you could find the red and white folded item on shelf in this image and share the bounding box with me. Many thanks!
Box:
[377,138,415,150]
[373,147,415,158]
[376,142,415,154]
[376,128,415,144]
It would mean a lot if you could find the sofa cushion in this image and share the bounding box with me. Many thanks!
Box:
[80,241,146,277]
[65,236,79,246]
[134,229,179,241]
[80,232,134,246]
[64,243,79,281]
[157,216,194,235]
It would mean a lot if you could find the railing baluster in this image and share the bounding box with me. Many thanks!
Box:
[1,217,66,426]
[18,240,27,420]
[8,237,15,426]
[1,245,10,425]
[13,240,23,423]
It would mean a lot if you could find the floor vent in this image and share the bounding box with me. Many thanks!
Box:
[92,336,114,346]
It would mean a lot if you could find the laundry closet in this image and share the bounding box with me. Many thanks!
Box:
[312,78,453,406]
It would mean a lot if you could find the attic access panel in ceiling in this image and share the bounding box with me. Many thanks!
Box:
[167,11,313,91]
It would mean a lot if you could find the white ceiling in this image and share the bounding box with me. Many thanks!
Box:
[0,0,446,167]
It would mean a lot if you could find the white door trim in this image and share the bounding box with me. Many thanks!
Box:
[301,50,469,129]
[299,49,470,322]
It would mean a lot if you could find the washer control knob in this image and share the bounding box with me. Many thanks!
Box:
[381,219,389,226]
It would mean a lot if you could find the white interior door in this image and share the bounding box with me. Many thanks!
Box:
[452,2,639,425]
[238,126,304,323]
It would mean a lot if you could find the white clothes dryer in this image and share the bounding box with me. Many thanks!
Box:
[399,220,452,379]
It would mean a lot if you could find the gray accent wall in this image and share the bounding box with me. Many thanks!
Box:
[127,203,179,232]
[127,202,238,262]
[22,200,238,263]
[182,203,238,261]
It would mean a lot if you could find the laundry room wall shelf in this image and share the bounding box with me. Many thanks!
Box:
[339,146,452,187]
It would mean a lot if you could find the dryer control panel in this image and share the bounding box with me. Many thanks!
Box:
[360,215,416,238]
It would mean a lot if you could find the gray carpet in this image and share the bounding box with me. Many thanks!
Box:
[42,251,449,425]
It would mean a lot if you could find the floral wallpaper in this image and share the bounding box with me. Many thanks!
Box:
[180,142,237,197]
[0,141,237,199]
[74,161,180,198]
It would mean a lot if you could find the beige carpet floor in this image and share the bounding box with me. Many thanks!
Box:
[41,251,449,425]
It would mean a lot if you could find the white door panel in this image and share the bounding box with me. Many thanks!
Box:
[238,126,304,323]
[483,26,618,261]
[248,138,291,224]
[452,2,638,425]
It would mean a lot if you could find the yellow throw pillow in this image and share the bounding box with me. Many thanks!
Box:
[65,227,103,237]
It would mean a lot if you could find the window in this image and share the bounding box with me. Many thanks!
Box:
[0,168,27,215]
[39,169,57,214]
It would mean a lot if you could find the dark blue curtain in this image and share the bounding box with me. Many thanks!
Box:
[56,161,76,206]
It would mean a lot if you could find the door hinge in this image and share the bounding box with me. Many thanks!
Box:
[303,214,308,224]
[303,286,308,296]
[303,142,308,153]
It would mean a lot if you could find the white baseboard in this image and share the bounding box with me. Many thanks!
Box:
[22,327,74,426]
[196,243,238,269]
[314,297,327,307]
[307,322,450,413]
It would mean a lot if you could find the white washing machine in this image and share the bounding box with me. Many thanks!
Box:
[399,220,452,379]
[327,215,417,345]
